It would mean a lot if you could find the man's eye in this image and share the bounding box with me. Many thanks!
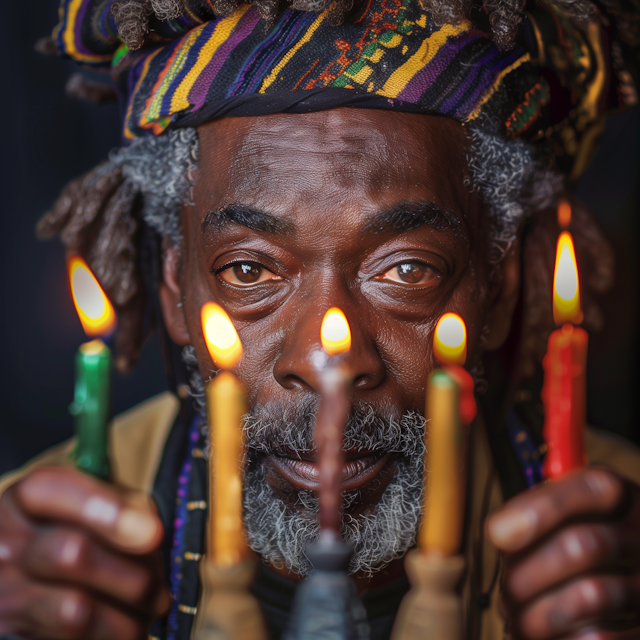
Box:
[381,262,438,285]
[217,262,281,287]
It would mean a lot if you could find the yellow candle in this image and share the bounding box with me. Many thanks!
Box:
[419,370,464,556]
[205,372,248,567]
[201,302,249,568]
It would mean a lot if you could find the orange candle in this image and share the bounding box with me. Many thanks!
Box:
[201,302,249,567]
[542,222,588,479]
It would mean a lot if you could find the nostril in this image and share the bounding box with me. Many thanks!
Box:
[279,374,314,392]
[354,372,383,389]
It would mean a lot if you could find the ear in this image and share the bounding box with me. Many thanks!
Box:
[484,239,521,351]
[158,246,191,346]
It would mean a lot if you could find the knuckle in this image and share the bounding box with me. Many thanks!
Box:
[577,576,625,613]
[52,531,88,572]
[56,591,92,637]
[584,469,623,505]
[27,588,92,639]
[562,525,611,565]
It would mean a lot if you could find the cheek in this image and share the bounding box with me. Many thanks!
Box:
[234,322,285,405]
[446,268,490,362]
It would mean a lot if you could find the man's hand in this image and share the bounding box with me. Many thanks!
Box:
[487,468,640,640]
[0,467,171,639]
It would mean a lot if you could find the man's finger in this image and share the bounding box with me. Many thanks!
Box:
[504,522,640,604]
[6,582,150,640]
[0,583,91,640]
[487,469,626,552]
[24,527,171,617]
[570,627,640,640]
[514,575,640,640]
[13,467,162,554]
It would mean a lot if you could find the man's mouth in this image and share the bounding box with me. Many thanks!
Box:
[268,450,392,493]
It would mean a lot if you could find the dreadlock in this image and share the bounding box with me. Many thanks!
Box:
[110,0,624,50]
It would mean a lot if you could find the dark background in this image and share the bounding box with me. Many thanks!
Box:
[1,2,639,475]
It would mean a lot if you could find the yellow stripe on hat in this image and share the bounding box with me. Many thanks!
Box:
[259,11,327,93]
[141,26,206,126]
[170,6,252,113]
[124,48,163,140]
[61,0,113,64]
[377,22,467,98]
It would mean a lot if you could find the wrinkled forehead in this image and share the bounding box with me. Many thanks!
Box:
[195,110,473,215]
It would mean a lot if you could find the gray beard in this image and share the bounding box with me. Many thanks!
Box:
[242,401,426,577]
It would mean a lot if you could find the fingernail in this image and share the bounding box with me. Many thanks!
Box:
[116,508,158,548]
[83,496,118,525]
[488,508,537,549]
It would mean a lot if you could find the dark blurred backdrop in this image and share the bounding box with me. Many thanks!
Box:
[1,2,639,476]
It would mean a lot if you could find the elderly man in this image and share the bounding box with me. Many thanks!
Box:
[1,0,640,638]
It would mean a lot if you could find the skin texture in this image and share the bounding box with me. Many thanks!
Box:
[161,110,496,587]
[0,109,638,638]
[0,468,170,638]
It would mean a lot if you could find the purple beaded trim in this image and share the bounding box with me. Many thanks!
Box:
[166,415,203,639]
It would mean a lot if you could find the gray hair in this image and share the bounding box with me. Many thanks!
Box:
[109,127,198,247]
[109,125,561,259]
[242,400,427,576]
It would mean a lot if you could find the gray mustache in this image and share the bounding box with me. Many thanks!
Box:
[243,400,426,460]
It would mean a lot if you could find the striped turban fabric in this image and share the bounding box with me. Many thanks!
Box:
[54,0,637,178]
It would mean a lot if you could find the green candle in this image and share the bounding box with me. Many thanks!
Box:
[69,338,111,480]
[67,255,116,480]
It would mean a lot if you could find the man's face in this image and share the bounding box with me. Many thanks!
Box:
[168,109,492,577]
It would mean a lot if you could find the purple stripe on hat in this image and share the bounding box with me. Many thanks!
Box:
[188,10,262,111]
[396,30,479,103]
[444,48,523,118]
[74,0,92,56]
[441,49,503,115]
[235,12,317,94]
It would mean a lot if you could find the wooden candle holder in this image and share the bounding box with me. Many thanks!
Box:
[192,555,268,640]
[391,550,465,640]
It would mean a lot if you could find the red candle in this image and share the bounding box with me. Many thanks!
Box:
[542,324,588,477]
[542,213,588,479]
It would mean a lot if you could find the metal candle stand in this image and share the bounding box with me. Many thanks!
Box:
[285,537,370,640]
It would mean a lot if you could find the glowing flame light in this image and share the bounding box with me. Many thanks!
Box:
[321,307,351,356]
[201,302,243,369]
[558,200,572,228]
[68,256,116,337]
[433,312,467,365]
[553,231,582,325]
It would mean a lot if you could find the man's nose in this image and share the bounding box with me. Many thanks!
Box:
[273,304,386,393]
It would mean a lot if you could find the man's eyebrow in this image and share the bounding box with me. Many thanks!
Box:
[202,205,295,236]
[364,201,461,234]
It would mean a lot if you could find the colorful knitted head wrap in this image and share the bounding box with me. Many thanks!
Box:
[55,0,637,179]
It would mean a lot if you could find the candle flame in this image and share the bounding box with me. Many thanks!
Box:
[553,231,582,325]
[68,256,116,337]
[201,302,243,369]
[321,307,351,356]
[433,312,467,365]
[558,201,571,228]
